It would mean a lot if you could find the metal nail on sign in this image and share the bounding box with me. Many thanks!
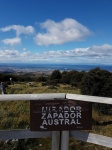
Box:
[30,99,92,131]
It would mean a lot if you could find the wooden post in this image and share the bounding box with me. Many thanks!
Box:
[0,82,7,94]
[52,131,61,150]
[10,78,14,85]
[61,131,69,150]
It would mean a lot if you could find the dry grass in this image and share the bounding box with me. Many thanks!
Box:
[0,82,112,150]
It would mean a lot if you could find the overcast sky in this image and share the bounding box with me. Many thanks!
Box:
[0,0,112,64]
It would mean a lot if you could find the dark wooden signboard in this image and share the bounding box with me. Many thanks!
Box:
[30,99,92,131]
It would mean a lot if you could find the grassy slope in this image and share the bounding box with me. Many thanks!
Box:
[0,82,112,150]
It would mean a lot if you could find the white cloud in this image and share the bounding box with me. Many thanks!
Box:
[38,44,112,59]
[0,44,112,64]
[0,25,35,36]
[0,49,19,58]
[22,48,27,51]
[34,18,92,46]
[1,37,21,46]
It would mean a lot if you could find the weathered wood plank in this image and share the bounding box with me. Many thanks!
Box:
[66,93,112,104]
[52,131,60,150]
[0,93,65,101]
[0,129,52,140]
[0,130,112,148]
[61,131,69,150]
[0,93,112,104]
[70,131,112,148]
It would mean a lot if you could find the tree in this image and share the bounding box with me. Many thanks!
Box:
[80,67,112,114]
[80,67,112,96]
[61,71,71,84]
[70,71,85,87]
[50,70,62,83]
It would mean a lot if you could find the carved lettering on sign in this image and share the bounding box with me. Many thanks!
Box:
[30,100,92,131]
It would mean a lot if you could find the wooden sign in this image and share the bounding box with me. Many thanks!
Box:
[30,99,92,131]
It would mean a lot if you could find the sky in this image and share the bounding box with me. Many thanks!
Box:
[0,0,112,64]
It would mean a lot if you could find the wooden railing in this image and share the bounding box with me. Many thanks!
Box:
[0,93,112,150]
